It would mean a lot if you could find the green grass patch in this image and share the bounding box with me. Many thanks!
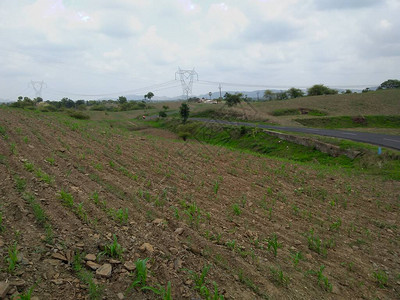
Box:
[296,115,400,128]
[271,108,327,116]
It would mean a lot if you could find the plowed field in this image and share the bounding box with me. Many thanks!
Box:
[0,108,399,299]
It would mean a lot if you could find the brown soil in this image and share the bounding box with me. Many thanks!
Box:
[0,108,399,299]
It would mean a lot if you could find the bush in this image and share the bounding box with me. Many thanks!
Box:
[69,111,90,120]
[159,111,167,118]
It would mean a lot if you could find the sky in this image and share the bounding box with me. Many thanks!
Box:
[0,0,399,100]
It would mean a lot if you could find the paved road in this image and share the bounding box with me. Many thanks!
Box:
[190,118,400,150]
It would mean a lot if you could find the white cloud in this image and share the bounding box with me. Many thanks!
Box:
[0,0,399,100]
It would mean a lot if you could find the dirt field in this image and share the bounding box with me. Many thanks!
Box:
[0,108,399,299]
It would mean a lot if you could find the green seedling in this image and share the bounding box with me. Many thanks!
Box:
[314,265,332,292]
[24,161,35,172]
[127,258,149,291]
[226,240,236,250]
[267,234,282,257]
[291,251,303,267]
[232,203,241,216]
[59,190,74,207]
[270,267,290,286]
[7,242,19,273]
[101,234,123,259]
[14,176,26,193]
[373,269,388,288]
[14,285,35,300]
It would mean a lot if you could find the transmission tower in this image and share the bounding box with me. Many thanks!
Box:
[175,68,198,99]
[30,80,47,98]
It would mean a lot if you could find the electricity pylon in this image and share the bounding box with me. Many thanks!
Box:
[30,80,46,98]
[175,68,198,100]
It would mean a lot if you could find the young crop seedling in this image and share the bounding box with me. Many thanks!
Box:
[226,240,236,251]
[14,176,26,193]
[126,258,149,292]
[309,265,332,292]
[305,229,327,257]
[24,161,35,172]
[291,251,304,267]
[372,269,388,288]
[59,190,74,208]
[232,203,241,216]
[14,285,35,300]
[270,266,290,286]
[267,234,282,257]
[101,234,123,259]
[7,242,19,273]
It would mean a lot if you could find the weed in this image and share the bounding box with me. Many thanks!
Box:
[92,191,100,205]
[292,204,300,215]
[23,136,29,144]
[270,266,290,286]
[267,234,282,257]
[373,269,388,288]
[44,224,54,244]
[59,190,74,208]
[232,203,241,216]
[34,168,53,184]
[101,234,123,259]
[7,242,19,273]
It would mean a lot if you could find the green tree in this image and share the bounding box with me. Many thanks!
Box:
[307,84,338,96]
[378,79,400,89]
[264,90,274,100]
[179,103,190,124]
[118,96,127,104]
[162,105,169,111]
[144,92,154,101]
[287,87,304,98]
[224,92,243,107]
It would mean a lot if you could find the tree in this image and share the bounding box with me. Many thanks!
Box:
[144,92,154,101]
[307,84,338,96]
[162,105,169,111]
[179,103,190,124]
[118,96,127,104]
[287,87,304,99]
[208,92,212,100]
[378,79,400,89]
[224,92,243,107]
[264,90,274,100]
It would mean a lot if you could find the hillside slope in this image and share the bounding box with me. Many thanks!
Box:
[0,108,399,299]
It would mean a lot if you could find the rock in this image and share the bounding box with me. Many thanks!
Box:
[174,258,182,270]
[65,250,74,264]
[152,218,164,225]
[51,279,64,285]
[75,243,84,248]
[169,247,178,255]
[294,240,302,245]
[174,228,184,235]
[84,254,97,261]
[86,261,101,270]
[51,253,67,262]
[109,259,121,264]
[96,264,112,278]
[43,259,60,266]
[140,243,154,253]
[305,253,312,260]
[0,282,10,299]
[31,297,40,300]
[117,292,125,300]
[124,261,136,272]
[0,239,4,247]
[9,278,25,287]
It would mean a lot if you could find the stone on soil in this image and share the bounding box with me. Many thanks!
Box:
[96,264,112,278]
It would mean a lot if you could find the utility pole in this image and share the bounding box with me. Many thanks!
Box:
[30,80,46,99]
[175,68,198,100]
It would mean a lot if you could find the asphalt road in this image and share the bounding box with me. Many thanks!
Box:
[190,118,400,151]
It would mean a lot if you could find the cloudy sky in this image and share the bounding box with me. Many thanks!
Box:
[0,0,399,100]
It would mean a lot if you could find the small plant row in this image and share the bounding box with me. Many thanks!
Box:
[23,160,54,184]
[14,175,54,244]
[59,190,91,224]
[91,191,129,224]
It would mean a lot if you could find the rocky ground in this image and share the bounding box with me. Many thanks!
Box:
[0,108,399,299]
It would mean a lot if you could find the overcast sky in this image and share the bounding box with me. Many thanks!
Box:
[0,0,399,100]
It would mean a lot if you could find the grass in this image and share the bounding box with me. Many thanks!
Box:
[271,108,327,116]
[296,115,400,129]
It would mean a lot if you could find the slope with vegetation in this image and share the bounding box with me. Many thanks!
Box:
[0,106,399,299]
